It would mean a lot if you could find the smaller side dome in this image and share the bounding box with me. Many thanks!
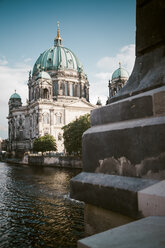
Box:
[10,92,21,99]
[36,71,51,80]
[112,63,129,80]
[9,91,22,111]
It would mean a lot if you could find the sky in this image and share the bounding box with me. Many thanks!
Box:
[0,0,136,139]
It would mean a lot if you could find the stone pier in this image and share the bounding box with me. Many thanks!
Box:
[70,0,165,247]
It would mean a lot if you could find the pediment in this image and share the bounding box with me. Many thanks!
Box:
[66,100,96,109]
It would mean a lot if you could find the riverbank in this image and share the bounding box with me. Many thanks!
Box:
[1,154,82,169]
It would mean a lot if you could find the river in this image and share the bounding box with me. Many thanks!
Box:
[0,162,84,248]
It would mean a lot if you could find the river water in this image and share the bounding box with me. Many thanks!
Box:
[0,162,84,248]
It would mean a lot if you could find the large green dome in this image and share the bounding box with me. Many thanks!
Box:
[112,63,129,80]
[33,46,83,75]
[33,24,83,76]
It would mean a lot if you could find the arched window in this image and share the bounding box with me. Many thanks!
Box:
[84,85,87,98]
[30,117,32,127]
[58,133,62,141]
[74,85,78,97]
[62,83,65,95]
[53,82,58,96]
[43,88,49,99]
[55,113,62,125]
[19,130,23,140]
[35,89,39,100]
[113,88,117,96]
[43,113,49,124]
[31,89,34,99]
[56,116,61,124]
[77,84,80,97]
[36,113,39,124]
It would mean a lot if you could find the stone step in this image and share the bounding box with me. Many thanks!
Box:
[70,172,158,218]
[78,216,165,248]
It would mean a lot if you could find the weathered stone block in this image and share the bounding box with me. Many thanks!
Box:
[154,91,165,115]
[70,172,157,218]
[138,180,165,216]
[91,95,153,126]
[136,0,165,54]
[84,204,133,236]
[83,116,165,176]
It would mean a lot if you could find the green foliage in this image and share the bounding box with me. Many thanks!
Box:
[62,114,90,156]
[33,134,57,153]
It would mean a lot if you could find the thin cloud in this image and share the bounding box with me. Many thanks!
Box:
[0,125,7,132]
[97,44,135,73]
[89,44,135,105]
[95,72,112,80]
[24,58,32,63]
[0,59,31,138]
[0,56,8,66]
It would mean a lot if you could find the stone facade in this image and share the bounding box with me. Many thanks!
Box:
[8,25,96,154]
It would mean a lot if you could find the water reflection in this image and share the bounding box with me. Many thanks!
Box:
[0,163,84,248]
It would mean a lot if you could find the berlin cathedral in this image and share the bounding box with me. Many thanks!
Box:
[8,23,129,154]
[8,23,96,153]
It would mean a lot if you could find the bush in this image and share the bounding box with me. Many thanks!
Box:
[33,134,57,154]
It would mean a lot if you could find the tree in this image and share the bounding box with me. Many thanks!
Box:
[62,114,90,156]
[33,134,57,154]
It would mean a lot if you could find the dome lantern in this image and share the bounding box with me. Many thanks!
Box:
[54,21,62,47]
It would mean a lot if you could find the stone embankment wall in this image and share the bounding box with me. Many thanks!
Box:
[1,154,82,169]
[28,155,82,168]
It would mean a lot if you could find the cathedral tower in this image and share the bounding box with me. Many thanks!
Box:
[107,63,129,104]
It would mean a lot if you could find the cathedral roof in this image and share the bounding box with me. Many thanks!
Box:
[32,23,83,76]
[112,63,129,80]
[10,92,21,99]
